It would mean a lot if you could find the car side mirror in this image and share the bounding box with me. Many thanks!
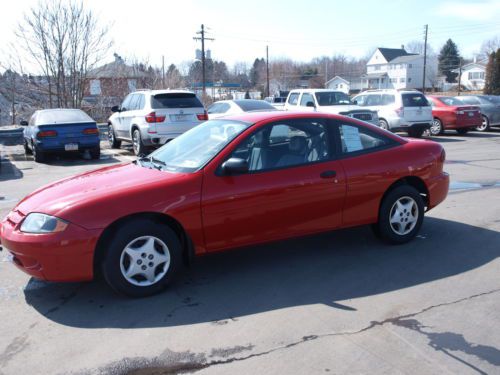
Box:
[111,105,121,113]
[306,101,316,108]
[221,158,249,175]
[352,100,358,105]
[20,120,28,126]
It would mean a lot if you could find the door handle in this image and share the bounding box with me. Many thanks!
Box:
[320,170,337,179]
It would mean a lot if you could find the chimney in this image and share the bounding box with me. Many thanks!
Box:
[401,44,405,51]
[473,55,477,63]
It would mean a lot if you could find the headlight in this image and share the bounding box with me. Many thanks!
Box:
[20,213,68,234]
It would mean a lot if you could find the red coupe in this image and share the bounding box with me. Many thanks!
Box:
[0,112,449,297]
[426,95,481,136]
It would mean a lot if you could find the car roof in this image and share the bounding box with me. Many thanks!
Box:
[134,89,196,96]
[289,89,345,94]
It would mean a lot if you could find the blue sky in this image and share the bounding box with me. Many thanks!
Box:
[1,0,499,71]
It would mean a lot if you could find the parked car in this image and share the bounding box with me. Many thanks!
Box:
[108,89,208,155]
[284,89,379,127]
[21,109,100,163]
[0,111,449,297]
[353,89,433,138]
[207,99,276,119]
[426,95,481,135]
[453,95,500,131]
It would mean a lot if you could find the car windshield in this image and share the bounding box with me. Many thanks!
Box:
[146,120,250,173]
[315,92,351,106]
[36,109,93,124]
[437,97,463,106]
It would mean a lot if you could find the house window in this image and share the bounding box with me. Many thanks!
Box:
[408,78,412,83]
[389,78,397,83]
[375,65,380,71]
[128,79,137,92]
[408,64,412,68]
[468,72,485,80]
[400,78,406,83]
[340,84,343,88]
[90,79,101,95]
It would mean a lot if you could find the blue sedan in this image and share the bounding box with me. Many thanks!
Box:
[21,109,100,163]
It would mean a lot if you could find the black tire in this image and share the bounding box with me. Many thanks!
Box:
[407,129,424,138]
[375,185,425,244]
[132,128,147,156]
[90,147,101,160]
[32,143,46,163]
[379,119,389,130]
[24,139,32,155]
[108,124,121,149]
[430,118,443,136]
[456,128,469,135]
[101,220,183,297]
[476,115,490,132]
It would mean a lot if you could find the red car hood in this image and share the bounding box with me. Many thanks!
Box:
[15,163,183,218]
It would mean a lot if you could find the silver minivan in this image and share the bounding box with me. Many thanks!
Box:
[353,90,432,137]
[108,90,208,155]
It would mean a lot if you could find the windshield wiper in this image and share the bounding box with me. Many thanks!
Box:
[136,156,166,170]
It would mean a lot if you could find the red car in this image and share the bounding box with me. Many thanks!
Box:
[0,112,449,297]
[426,95,481,135]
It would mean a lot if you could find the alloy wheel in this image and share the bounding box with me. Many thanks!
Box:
[389,196,419,236]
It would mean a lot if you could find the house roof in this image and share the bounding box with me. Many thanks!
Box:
[326,76,349,85]
[390,55,421,64]
[451,61,487,73]
[87,54,147,79]
[377,48,418,62]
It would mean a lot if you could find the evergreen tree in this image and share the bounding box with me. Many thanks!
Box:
[483,52,495,94]
[492,49,500,95]
[438,39,461,83]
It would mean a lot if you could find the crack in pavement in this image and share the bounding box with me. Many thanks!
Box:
[185,288,500,374]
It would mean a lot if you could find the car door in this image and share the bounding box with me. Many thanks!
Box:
[285,92,300,111]
[116,94,134,138]
[201,117,347,251]
[298,93,316,112]
[334,120,403,227]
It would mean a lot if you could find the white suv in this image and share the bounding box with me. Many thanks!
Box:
[284,89,379,126]
[352,89,432,137]
[108,89,207,155]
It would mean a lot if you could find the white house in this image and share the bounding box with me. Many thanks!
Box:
[325,76,350,93]
[452,59,487,90]
[362,48,435,90]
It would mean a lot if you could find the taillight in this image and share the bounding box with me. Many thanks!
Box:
[82,128,99,135]
[439,148,446,163]
[145,112,166,123]
[37,130,57,138]
[395,107,404,117]
[197,111,208,121]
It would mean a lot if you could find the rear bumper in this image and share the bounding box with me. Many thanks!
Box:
[0,218,101,282]
[427,172,450,210]
[445,119,481,129]
[36,138,100,152]
[391,121,432,132]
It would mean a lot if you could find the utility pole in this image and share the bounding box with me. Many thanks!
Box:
[422,24,428,93]
[266,45,270,97]
[457,59,463,96]
[162,55,165,88]
[325,59,328,87]
[193,24,214,98]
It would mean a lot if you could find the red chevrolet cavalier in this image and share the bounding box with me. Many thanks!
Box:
[426,95,481,136]
[0,112,449,297]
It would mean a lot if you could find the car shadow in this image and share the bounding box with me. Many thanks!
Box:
[426,136,465,143]
[0,157,23,181]
[24,217,500,329]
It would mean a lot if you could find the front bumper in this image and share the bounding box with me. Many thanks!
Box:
[0,214,101,282]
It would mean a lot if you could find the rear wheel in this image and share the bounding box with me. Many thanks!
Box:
[90,147,101,160]
[408,129,424,138]
[108,124,121,149]
[456,128,469,135]
[476,115,490,132]
[375,185,424,244]
[101,220,183,297]
[379,119,389,130]
[132,129,147,156]
[32,142,45,163]
[430,118,443,136]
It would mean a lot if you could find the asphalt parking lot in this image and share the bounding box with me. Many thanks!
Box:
[1,130,500,375]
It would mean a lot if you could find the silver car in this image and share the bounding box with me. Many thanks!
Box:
[108,90,207,155]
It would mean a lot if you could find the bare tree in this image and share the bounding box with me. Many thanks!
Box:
[15,0,112,108]
[480,37,500,60]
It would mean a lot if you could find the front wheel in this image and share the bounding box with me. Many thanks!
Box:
[101,220,183,297]
[24,139,32,155]
[476,116,490,132]
[375,185,425,244]
[108,124,121,149]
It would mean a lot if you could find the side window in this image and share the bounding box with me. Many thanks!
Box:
[366,95,382,106]
[229,120,330,172]
[300,93,315,107]
[382,94,395,105]
[219,103,231,113]
[136,94,145,110]
[339,124,391,155]
[354,95,366,106]
[287,93,299,105]
[128,94,140,110]
[461,97,480,105]
[29,113,36,126]
[121,94,133,111]
[207,103,220,114]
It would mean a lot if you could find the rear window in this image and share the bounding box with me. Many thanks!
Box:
[234,100,275,111]
[151,93,203,109]
[437,97,463,106]
[402,93,429,107]
[36,109,94,124]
